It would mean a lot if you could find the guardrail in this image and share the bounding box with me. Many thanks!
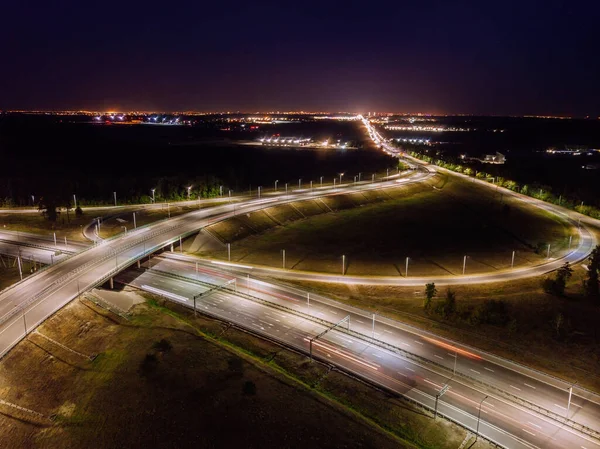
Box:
[141,268,600,442]
[0,238,77,256]
[132,271,510,449]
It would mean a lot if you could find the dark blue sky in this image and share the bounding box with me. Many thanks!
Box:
[2,0,599,115]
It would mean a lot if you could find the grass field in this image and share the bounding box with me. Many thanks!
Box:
[198,173,576,276]
[0,206,139,243]
[0,292,492,449]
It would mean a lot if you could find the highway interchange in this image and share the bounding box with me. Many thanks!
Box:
[0,116,599,448]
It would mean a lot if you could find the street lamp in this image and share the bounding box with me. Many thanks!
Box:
[566,381,577,418]
[372,313,376,338]
[151,188,156,203]
[113,191,117,207]
[275,180,279,191]
[298,178,302,189]
[320,176,323,187]
[476,396,489,442]
[187,186,192,201]
[339,173,344,184]
[462,255,468,275]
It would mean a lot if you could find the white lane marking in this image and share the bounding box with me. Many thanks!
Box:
[400,342,411,347]
[484,367,494,372]
[571,402,583,408]
[397,371,407,377]
[521,429,536,437]
[356,320,365,324]
[406,367,415,372]
[371,353,382,358]
[554,404,566,410]
[330,311,338,315]
[448,353,457,357]
[470,369,480,375]
[383,330,393,334]
[510,385,521,391]
[414,340,423,345]
[528,422,542,430]
[524,383,536,389]
[434,355,444,360]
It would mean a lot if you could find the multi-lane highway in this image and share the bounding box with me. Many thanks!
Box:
[0,169,430,359]
[115,256,600,449]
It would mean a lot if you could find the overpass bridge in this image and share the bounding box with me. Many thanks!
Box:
[0,173,428,358]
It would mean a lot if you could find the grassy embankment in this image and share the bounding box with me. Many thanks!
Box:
[0,292,492,449]
[199,172,575,276]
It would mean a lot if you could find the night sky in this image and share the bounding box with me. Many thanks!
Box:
[2,0,599,115]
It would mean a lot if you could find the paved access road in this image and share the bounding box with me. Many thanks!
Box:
[116,257,600,449]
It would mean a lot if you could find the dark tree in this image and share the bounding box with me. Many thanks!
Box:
[584,245,600,299]
[38,196,59,222]
[424,282,437,310]
[442,290,457,319]
[542,262,573,296]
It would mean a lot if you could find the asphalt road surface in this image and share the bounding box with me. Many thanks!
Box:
[116,258,600,449]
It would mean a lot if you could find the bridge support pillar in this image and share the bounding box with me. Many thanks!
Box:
[170,243,174,252]
[109,277,114,289]
[137,260,141,269]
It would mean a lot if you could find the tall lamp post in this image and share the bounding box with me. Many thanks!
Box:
[476,396,489,442]
[151,188,156,203]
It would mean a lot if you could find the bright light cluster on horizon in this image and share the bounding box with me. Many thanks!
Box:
[385,125,471,132]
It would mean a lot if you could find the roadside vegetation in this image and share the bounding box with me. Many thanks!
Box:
[410,150,600,220]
